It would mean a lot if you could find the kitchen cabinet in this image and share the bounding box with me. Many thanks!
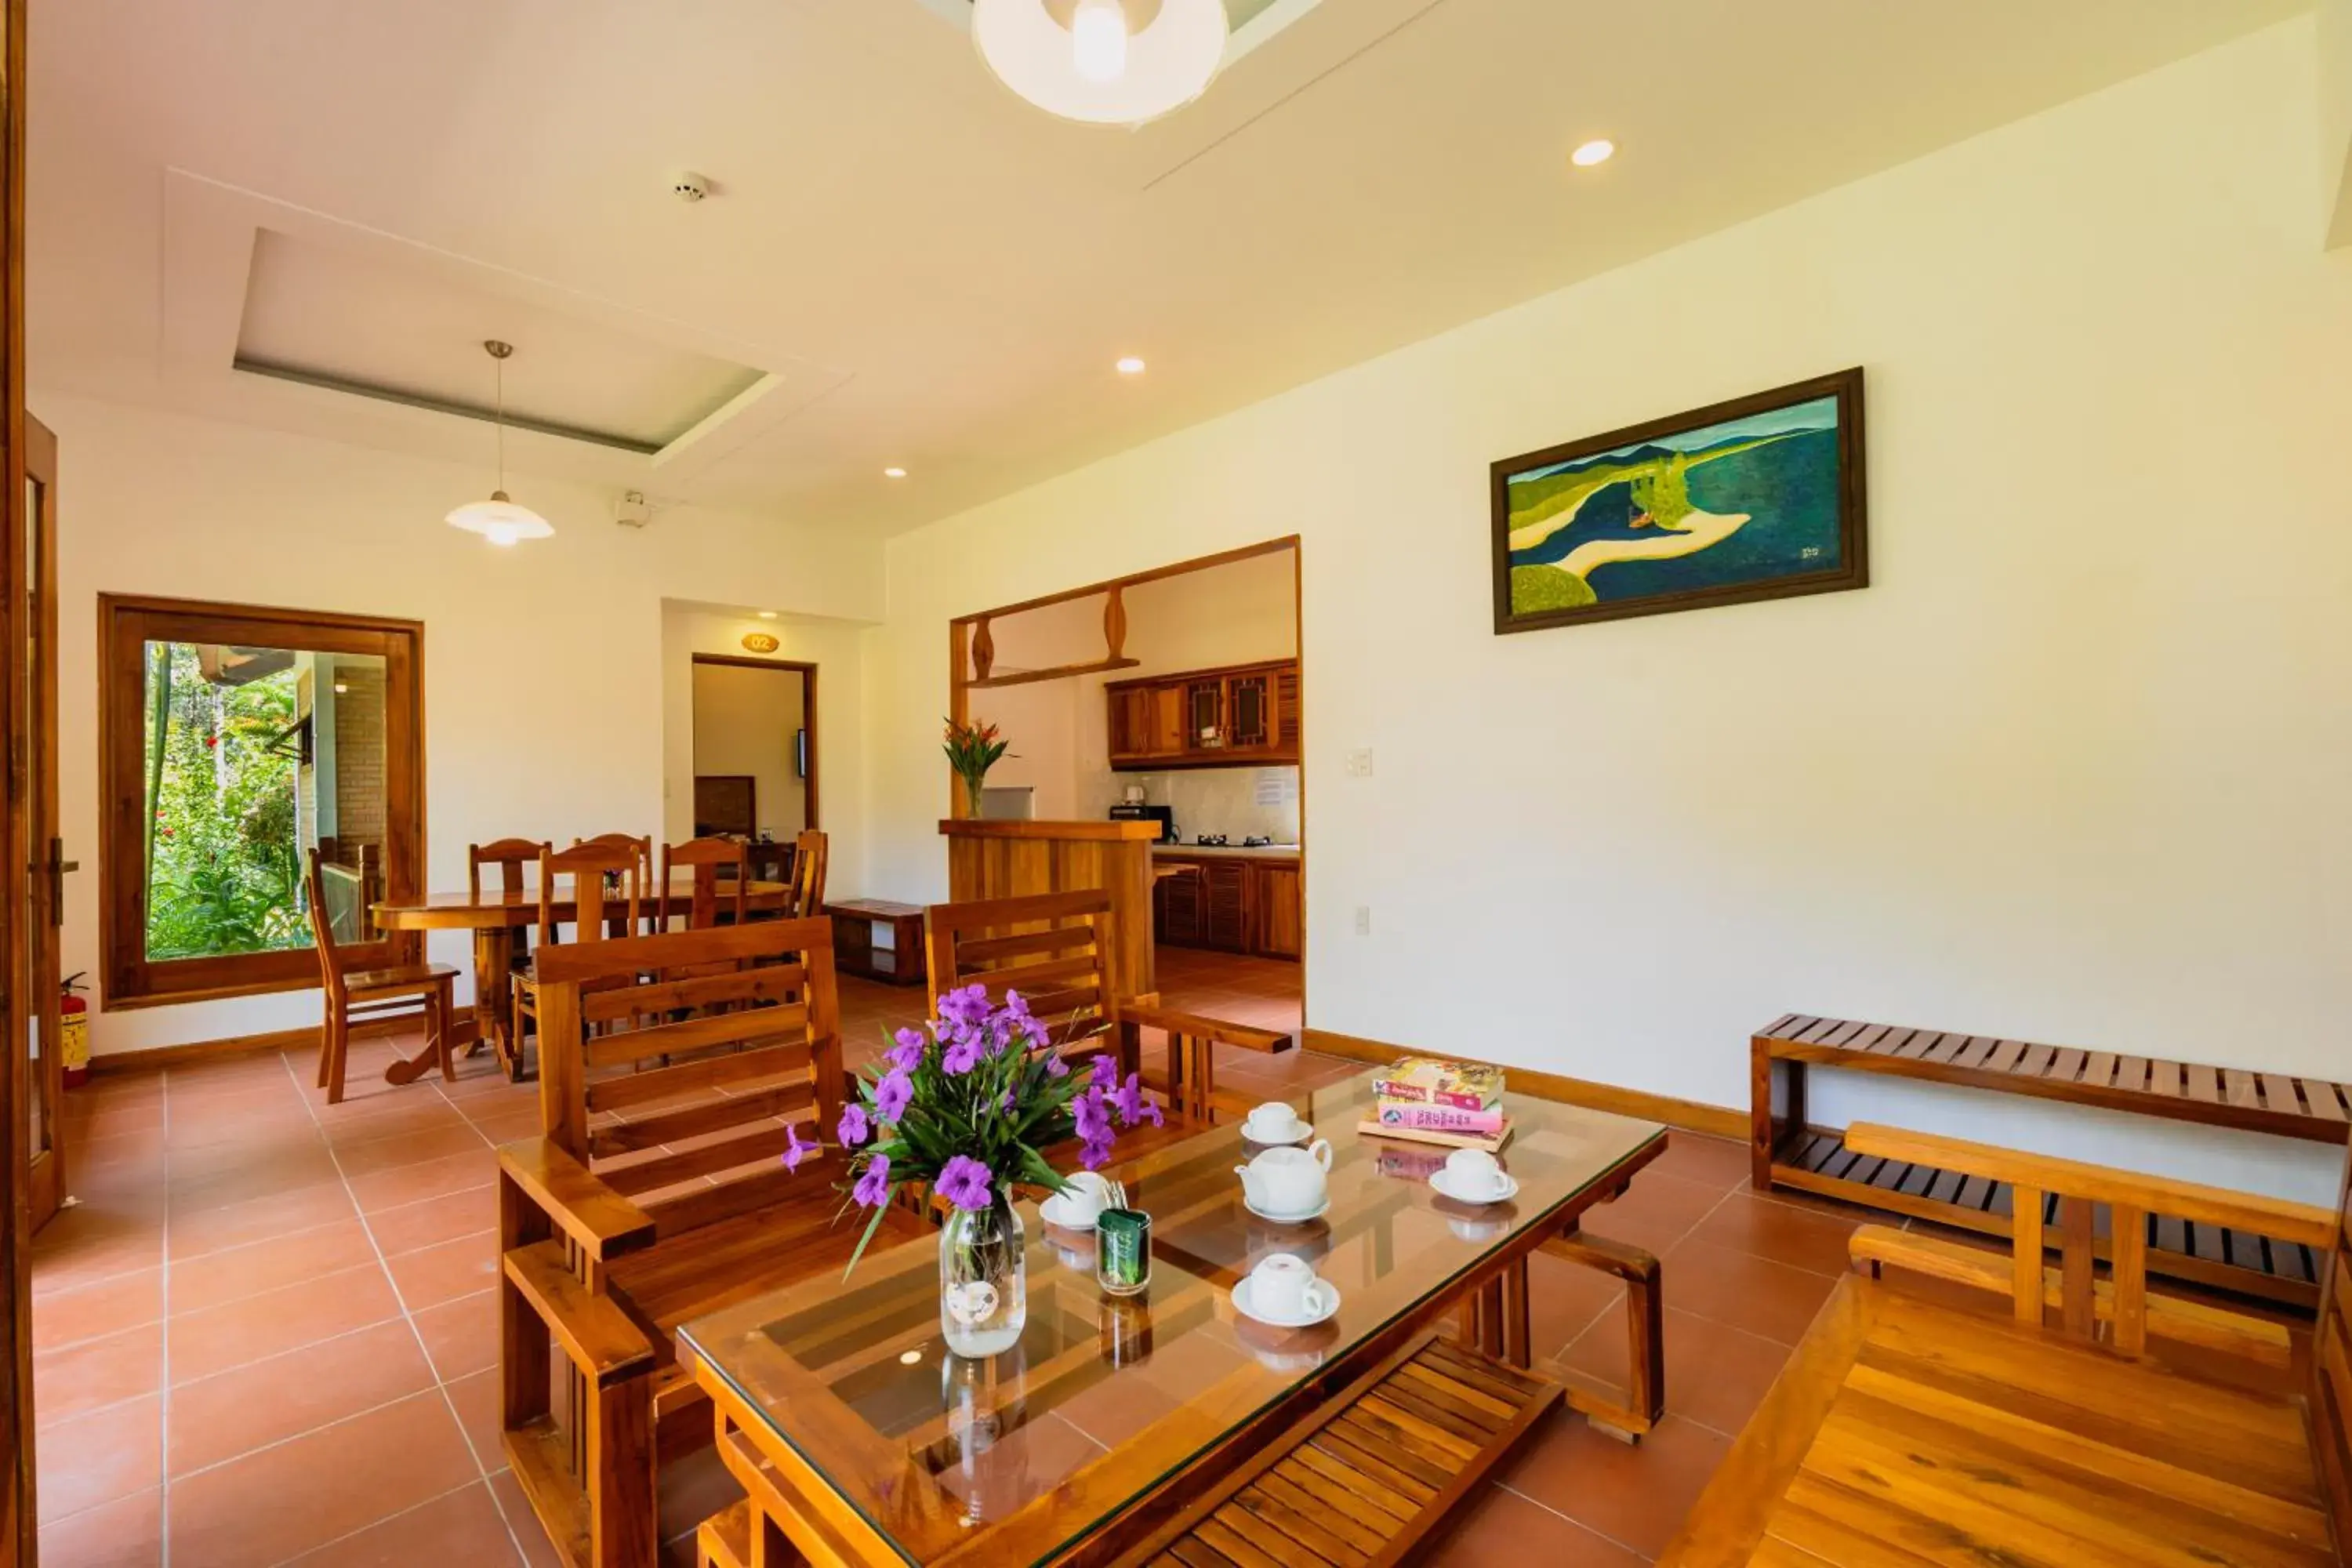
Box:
[1107,659,1298,770]
[1152,852,1302,960]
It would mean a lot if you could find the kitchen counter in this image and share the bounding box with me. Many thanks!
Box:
[1152,843,1301,862]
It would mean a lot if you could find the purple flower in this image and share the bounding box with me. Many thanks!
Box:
[1079,1134,1114,1171]
[942,1030,985,1076]
[936,983,992,1030]
[873,1069,913,1123]
[1043,1052,1069,1079]
[1110,1072,1163,1129]
[1073,1085,1111,1143]
[1089,1053,1117,1090]
[852,1153,893,1207]
[886,1028,926,1073]
[935,1155,995,1212]
[837,1102,870,1148]
[782,1120,817,1173]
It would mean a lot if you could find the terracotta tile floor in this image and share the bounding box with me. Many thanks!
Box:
[28,949,1880,1565]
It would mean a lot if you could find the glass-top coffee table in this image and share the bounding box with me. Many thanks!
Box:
[678,1072,1668,1566]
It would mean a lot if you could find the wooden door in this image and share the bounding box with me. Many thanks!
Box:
[1184,679,1225,756]
[13,418,56,1232]
[2,0,35,1555]
[1227,671,1271,753]
[1146,684,1185,757]
[1157,869,1203,946]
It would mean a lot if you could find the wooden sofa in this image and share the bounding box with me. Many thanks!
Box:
[1663,1121,2352,1565]
[495,916,929,1568]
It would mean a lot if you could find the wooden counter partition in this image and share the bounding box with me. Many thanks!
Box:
[938,819,1160,1001]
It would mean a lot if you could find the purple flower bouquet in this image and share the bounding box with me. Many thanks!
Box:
[807,983,1163,1354]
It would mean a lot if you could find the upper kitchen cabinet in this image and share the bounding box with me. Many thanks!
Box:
[1107,659,1299,770]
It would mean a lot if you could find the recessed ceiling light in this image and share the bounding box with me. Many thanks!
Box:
[898,1349,924,1366]
[884,466,909,480]
[1571,139,1616,168]
[757,611,779,620]
[1116,356,1148,376]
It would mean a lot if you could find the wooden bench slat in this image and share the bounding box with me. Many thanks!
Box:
[2258,1074,2302,1116]
[2223,1069,2259,1109]
[2306,1080,2349,1121]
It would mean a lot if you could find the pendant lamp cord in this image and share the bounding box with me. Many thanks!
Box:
[494,353,506,492]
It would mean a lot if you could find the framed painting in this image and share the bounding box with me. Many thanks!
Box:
[1490,367,1867,633]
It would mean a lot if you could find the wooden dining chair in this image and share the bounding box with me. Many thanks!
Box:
[923,888,1291,1123]
[575,833,655,916]
[658,837,749,932]
[468,837,546,900]
[513,840,648,1059]
[785,828,828,918]
[304,848,459,1105]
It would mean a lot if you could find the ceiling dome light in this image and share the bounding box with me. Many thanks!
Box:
[884,466,909,479]
[973,0,1229,126]
[445,341,554,546]
[1571,139,1616,168]
[1116,355,1148,375]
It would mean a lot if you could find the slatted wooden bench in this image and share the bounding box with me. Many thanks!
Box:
[1752,1013,2352,1306]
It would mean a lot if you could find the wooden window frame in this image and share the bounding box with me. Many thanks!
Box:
[97,593,426,1011]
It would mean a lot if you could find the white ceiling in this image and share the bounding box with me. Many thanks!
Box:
[27,0,2307,535]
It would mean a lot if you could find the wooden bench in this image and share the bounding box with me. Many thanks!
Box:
[1752,1013,2352,1305]
[1662,1121,2352,1566]
[496,917,930,1568]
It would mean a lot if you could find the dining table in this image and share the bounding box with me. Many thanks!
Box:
[372,873,791,1083]
[677,1072,1668,1566]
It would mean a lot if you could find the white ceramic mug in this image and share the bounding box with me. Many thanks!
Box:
[1052,1170,1116,1227]
[1443,1147,1510,1197]
[1243,1102,1308,1142]
[1247,1253,1335,1323]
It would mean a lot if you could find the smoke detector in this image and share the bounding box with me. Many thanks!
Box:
[670,170,711,203]
[614,490,652,528]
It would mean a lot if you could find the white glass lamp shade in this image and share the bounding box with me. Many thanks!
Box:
[445,492,554,547]
[973,0,1229,126]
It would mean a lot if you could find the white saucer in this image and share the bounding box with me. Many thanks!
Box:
[1429,1171,1518,1207]
[1233,1275,1341,1329]
[1039,1194,1105,1231]
[1243,1196,1330,1225]
[1241,1120,1315,1146]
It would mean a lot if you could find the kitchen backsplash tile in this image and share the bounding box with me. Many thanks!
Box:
[1086,765,1301,844]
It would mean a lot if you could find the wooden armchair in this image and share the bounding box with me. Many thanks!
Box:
[1839,1122,2335,1362]
[1661,1120,2352,1566]
[924,888,1291,1123]
[496,917,927,1568]
[783,827,826,917]
[656,837,748,932]
[303,848,459,1103]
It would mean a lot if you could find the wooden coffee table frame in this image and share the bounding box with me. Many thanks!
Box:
[683,1131,1668,1567]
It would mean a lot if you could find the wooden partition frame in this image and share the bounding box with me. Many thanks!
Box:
[689,653,818,834]
[96,594,426,1010]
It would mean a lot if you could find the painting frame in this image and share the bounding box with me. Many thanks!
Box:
[1490,366,1867,634]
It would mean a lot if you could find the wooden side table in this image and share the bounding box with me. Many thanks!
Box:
[824,898,926,986]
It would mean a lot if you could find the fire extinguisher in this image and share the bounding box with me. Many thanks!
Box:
[60,971,90,1090]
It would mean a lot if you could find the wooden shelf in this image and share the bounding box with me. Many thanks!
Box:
[966,657,1141,690]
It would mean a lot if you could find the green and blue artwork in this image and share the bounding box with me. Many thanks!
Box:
[1490,368,1867,633]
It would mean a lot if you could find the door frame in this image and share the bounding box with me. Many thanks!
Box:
[18,417,56,1232]
[688,654,819,834]
[2,0,38,1551]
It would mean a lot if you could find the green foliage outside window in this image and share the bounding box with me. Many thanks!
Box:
[143,643,311,960]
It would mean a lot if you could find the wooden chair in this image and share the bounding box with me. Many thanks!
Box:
[512,841,647,1062]
[656,837,748,933]
[924,888,1290,1122]
[783,828,826,918]
[469,837,547,899]
[575,834,655,927]
[495,918,929,1568]
[303,848,459,1105]
[1661,1121,2351,1566]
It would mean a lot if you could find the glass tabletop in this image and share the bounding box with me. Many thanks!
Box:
[677,1071,1664,1566]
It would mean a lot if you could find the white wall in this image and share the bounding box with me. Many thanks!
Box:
[690,661,807,840]
[658,604,873,887]
[41,397,883,1055]
[867,21,2352,1198]
[2325,0,2352,247]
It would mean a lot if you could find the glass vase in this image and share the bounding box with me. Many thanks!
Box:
[939,1196,1027,1357]
[960,772,988,817]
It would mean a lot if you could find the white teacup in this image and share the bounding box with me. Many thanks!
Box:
[1243,1102,1310,1143]
[1244,1253,1336,1324]
[1049,1171,1116,1228]
[1443,1147,1510,1198]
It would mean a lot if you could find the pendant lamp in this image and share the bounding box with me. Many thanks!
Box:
[445,340,554,546]
[972,0,1229,126]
